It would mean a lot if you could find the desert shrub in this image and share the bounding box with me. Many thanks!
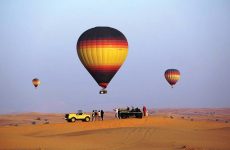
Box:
[181,145,196,150]
[170,116,174,119]
[37,147,45,150]
[32,121,36,125]
[181,145,187,149]
[225,121,228,123]
[181,116,184,119]
[216,119,219,122]
[44,121,49,124]
[35,117,41,120]
[190,118,194,121]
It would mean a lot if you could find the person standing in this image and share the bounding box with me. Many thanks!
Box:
[98,110,101,121]
[114,108,119,118]
[143,106,147,117]
[146,109,149,117]
[94,110,98,121]
[101,110,104,120]
[91,110,95,121]
[118,109,121,119]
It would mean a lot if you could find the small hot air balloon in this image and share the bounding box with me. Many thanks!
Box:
[164,69,180,88]
[77,27,128,94]
[32,78,40,88]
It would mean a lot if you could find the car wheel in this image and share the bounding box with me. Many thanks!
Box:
[71,117,76,122]
[85,117,90,122]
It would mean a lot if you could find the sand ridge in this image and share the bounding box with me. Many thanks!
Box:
[0,113,230,150]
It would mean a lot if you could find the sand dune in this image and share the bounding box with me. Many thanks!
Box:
[0,109,230,150]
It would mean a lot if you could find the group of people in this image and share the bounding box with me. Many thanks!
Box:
[91,110,104,121]
[90,106,148,121]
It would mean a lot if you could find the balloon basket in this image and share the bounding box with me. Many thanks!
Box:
[99,89,107,94]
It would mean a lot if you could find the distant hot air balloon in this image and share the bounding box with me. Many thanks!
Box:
[32,78,40,88]
[164,69,180,88]
[77,27,128,94]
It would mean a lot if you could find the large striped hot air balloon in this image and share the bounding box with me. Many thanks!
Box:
[77,27,128,94]
[164,69,180,88]
[32,78,40,88]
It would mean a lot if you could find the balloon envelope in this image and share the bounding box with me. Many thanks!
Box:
[77,26,128,89]
[32,78,40,88]
[164,69,180,87]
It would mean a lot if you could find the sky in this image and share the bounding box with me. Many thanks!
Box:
[0,0,230,113]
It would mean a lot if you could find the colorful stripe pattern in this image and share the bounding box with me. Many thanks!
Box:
[164,69,180,87]
[77,27,128,88]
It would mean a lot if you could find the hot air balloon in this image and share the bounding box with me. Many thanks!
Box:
[32,78,40,88]
[77,27,128,94]
[164,69,180,88]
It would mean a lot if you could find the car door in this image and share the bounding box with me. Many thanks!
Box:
[76,113,85,119]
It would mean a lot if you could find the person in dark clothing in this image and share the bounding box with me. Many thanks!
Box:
[118,109,121,119]
[143,106,147,116]
[94,110,98,121]
[101,110,104,120]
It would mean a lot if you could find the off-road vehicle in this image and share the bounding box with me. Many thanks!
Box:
[119,107,143,119]
[65,110,91,122]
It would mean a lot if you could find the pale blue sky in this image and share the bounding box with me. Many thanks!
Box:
[0,0,230,113]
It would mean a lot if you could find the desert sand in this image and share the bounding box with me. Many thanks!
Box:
[0,108,230,150]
